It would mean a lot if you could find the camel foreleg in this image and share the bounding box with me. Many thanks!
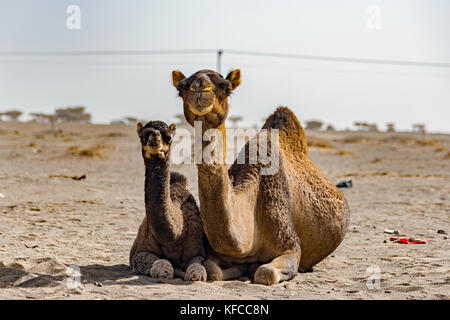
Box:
[254,250,300,285]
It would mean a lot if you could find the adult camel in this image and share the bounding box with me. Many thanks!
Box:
[172,69,350,285]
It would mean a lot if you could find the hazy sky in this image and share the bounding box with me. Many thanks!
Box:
[0,0,449,131]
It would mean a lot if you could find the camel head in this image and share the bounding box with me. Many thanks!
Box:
[172,69,241,129]
[136,121,176,160]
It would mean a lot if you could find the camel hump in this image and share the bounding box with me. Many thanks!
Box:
[262,106,308,157]
[170,172,188,188]
[169,171,191,204]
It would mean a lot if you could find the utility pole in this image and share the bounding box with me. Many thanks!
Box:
[217,49,223,74]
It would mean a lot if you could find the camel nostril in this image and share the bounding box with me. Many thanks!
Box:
[190,81,213,92]
[200,85,213,92]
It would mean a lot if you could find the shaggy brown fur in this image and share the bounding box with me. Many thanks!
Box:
[172,69,350,285]
[129,121,207,281]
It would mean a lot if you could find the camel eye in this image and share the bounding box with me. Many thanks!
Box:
[163,133,172,143]
[218,81,232,95]
[178,81,189,92]
[218,81,229,89]
[140,132,149,143]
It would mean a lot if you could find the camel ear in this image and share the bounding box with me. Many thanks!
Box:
[172,70,186,89]
[169,123,177,135]
[226,69,241,90]
[136,122,143,134]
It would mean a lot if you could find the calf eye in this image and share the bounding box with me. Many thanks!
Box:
[164,133,172,143]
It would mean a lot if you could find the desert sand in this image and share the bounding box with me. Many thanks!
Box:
[0,120,448,300]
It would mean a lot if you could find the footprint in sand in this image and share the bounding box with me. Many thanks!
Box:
[394,283,423,292]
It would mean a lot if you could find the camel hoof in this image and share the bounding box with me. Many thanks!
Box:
[254,264,280,286]
[150,259,174,279]
[184,263,207,282]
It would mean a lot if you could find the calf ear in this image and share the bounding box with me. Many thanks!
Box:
[136,122,143,134]
[169,123,177,135]
[172,70,186,89]
[226,69,241,90]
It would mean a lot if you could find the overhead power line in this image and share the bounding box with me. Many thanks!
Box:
[0,49,217,56]
[0,49,449,71]
[224,49,450,69]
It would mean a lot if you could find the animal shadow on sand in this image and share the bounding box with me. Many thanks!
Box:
[0,262,197,289]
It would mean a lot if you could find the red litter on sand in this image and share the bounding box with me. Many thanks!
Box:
[389,237,426,244]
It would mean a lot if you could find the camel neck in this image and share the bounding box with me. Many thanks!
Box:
[144,157,170,189]
[144,156,183,243]
[195,123,254,256]
[195,122,226,164]
[196,122,230,218]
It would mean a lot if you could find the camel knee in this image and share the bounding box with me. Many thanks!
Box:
[150,259,174,279]
[254,264,280,286]
[254,252,299,285]
[185,263,207,282]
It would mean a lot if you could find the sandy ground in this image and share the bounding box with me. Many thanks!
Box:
[0,120,449,300]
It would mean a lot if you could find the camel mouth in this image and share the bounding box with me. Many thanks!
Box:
[189,104,214,116]
[142,145,168,159]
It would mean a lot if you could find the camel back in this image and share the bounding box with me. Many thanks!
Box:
[262,106,308,158]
